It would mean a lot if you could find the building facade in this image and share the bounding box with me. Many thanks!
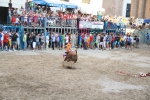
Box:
[130,0,150,18]
[102,0,123,16]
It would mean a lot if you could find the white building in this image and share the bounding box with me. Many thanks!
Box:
[0,0,26,8]
[0,0,130,17]
[0,0,104,15]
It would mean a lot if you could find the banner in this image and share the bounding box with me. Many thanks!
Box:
[79,21,104,29]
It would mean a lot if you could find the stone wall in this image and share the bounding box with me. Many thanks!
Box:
[130,0,138,18]
[145,0,150,18]
[130,0,150,18]
[126,28,150,43]
[102,0,123,16]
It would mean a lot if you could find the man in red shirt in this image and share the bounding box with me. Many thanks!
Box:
[4,32,9,51]
[63,12,68,26]
[90,34,94,49]
[59,11,63,20]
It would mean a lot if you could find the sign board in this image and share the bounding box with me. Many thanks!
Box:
[79,21,104,29]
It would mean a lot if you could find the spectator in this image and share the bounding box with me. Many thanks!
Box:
[40,33,45,50]
[51,32,55,50]
[100,34,104,51]
[146,33,149,45]
[12,32,18,51]
[8,0,12,9]
[0,32,2,50]
[23,32,27,50]
[25,0,29,10]
[32,33,36,52]
[46,33,49,50]
[36,34,40,50]
[4,32,9,51]
[136,35,140,48]
[126,35,132,50]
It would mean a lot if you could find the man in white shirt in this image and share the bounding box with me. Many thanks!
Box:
[65,34,69,45]
[1,32,4,51]
[51,32,55,50]
[15,17,20,25]
[96,34,100,49]
[130,36,133,48]
[103,34,107,49]
[46,34,49,49]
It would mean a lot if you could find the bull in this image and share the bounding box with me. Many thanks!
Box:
[64,50,78,63]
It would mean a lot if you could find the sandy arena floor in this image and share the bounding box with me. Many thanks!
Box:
[0,45,150,100]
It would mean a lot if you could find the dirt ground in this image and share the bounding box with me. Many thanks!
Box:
[0,45,150,100]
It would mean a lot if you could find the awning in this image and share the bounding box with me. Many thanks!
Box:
[32,0,47,5]
[32,0,78,8]
[45,0,62,7]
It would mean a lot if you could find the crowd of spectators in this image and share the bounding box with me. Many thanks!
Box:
[6,0,150,31]
[1,29,150,52]
[7,0,130,30]
[128,17,150,30]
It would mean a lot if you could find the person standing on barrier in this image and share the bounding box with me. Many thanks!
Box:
[25,0,29,11]
[8,0,12,8]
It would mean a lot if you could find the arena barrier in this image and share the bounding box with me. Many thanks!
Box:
[2,17,127,49]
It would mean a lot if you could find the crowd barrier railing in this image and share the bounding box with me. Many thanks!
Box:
[7,15,78,28]
[46,17,77,27]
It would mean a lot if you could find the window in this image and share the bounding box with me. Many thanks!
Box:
[60,0,69,2]
[82,0,90,4]
[126,3,131,17]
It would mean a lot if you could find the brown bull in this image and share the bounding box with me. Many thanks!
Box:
[64,50,78,63]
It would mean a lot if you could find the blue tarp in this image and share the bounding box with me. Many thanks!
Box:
[32,0,78,8]
[32,0,47,5]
